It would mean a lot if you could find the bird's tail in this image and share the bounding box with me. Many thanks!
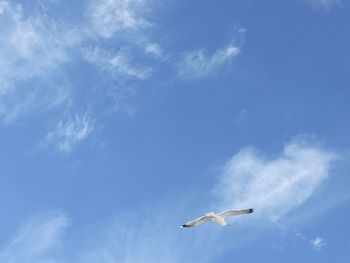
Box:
[213,216,228,226]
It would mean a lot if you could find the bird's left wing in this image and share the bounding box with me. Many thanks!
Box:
[181,215,211,227]
[217,208,254,218]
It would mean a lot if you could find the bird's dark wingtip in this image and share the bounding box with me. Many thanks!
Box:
[181,224,191,228]
[248,208,254,213]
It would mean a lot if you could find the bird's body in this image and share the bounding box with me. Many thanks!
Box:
[181,208,253,228]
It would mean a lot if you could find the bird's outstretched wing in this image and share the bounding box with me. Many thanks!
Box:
[217,208,254,218]
[181,215,211,227]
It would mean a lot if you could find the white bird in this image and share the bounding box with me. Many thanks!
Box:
[181,208,253,227]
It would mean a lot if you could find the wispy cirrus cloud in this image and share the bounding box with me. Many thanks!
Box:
[212,137,336,222]
[0,0,163,152]
[0,0,247,155]
[0,0,78,82]
[145,42,165,59]
[0,212,68,263]
[46,113,94,153]
[83,0,161,82]
[0,0,158,125]
[178,43,240,79]
[0,0,78,123]
[87,0,151,39]
[304,0,344,11]
[178,29,245,80]
[83,46,152,79]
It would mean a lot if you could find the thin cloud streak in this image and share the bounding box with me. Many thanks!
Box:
[178,43,240,79]
[0,212,68,263]
[304,0,343,11]
[83,46,152,79]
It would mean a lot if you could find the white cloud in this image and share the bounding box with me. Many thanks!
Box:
[87,0,151,39]
[46,113,94,153]
[0,0,79,122]
[179,42,241,79]
[0,0,160,124]
[178,29,246,79]
[0,0,167,154]
[145,43,164,59]
[213,138,336,222]
[83,46,152,79]
[84,0,158,81]
[0,0,77,80]
[0,212,68,263]
[304,0,343,11]
[311,237,325,250]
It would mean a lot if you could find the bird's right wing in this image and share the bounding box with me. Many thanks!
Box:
[217,208,254,218]
[181,215,211,227]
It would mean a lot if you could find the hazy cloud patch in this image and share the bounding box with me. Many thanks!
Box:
[0,212,68,263]
[304,0,343,11]
[213,137,336,222]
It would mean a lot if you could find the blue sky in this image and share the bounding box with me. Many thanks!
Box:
[0,0,350,262]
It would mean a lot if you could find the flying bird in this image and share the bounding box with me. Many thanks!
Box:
[181,208,253,227]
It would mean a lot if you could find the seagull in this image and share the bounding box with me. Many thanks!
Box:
[181,208,253,227]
